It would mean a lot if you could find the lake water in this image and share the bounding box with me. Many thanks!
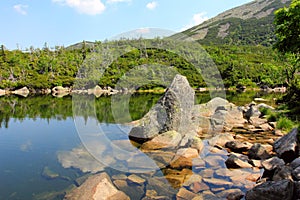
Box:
[0,91,282,200]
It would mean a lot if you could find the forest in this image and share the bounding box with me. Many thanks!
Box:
[0,40,289,90]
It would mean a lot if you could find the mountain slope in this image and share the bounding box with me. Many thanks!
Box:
[173,0,291,46]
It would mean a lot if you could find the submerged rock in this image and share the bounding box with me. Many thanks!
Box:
[42,166,59,180]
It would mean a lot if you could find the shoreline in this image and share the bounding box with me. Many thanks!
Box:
[0,86,287,98]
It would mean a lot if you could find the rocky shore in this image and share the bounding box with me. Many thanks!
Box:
[61,75,296,200]
[0,84,286,98]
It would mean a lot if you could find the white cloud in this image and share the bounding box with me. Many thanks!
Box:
[106,0,131,3]
[52,0,106,15]
[181,12,209,31]
[146,1,157,10]
[13,4,28,15]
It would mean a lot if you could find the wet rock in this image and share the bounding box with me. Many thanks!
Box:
[248,143,271,160]
[112,174,127,181]
[245,179,294,200]
[129,75,195,142]
[199,169,214,178]
[208,133,235,147]
[12,87,30,97]
[262,157,285,171]
[113,179,145,200]
[170,148,199,168]
[141,131,182,150]
[42,166,59,179]
[182,174,203,187]
[225,154,253,169]
[203,178,234,187]
[204,155,226,168]
[147,177,177,198]
[163,168,193,189]
[201,190,218,200]
[144,150,176,168]
[176,188,198,200]
[65,172,129,200]
[273,128,299,163]
[225,140,252,153]
[189,181,209,193]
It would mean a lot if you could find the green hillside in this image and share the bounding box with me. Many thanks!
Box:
[173,0,291,46]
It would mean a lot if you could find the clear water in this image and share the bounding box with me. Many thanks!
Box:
[0,91,283,200]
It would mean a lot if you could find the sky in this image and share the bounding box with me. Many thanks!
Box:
[1,0,253,50]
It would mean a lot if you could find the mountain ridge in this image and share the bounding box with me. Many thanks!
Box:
[173,0,291,46]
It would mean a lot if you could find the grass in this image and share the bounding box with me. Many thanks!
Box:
[259,107,296,132]
[276,117,295,131]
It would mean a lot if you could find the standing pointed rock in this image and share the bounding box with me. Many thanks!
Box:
[129,75,195,143]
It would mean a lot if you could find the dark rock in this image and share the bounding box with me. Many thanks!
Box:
[290,158,300,169]
[273,128,299,163]
[262,157,285,171]
[245,179,294,200]
[272,165,293,181]
[216,189,243,200]
[225,153,252,169]
[292,166,300,181]
[248,143,271,160]
[129,75,195,142]
[227,191,244,200]
[225,140,252,153]
[294,181,300,199]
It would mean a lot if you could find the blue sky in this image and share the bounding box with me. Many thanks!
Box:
[1,0,253,50]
